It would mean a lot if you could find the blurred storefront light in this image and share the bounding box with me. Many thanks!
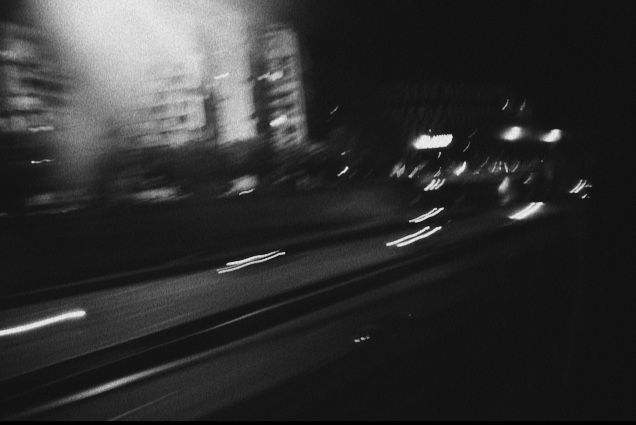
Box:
[269,114,288,128]
[501,126,524,141]
[541,129,562,143]
[269,70,284,81]
[498,176,511,194]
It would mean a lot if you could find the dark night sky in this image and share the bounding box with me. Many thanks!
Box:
[266,1,633,131]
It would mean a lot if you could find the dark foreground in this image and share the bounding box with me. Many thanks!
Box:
[2,193,631,420]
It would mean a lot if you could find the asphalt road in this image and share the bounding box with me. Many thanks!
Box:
[0,183,418,298]
[0,201,562,382]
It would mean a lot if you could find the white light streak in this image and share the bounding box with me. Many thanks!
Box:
[409,207,445,223]
[226,251,282,266]
[454,161,467,176]
[238,188,254,196]
[424,178,445,191]
[508,202,545,220]
[28,126,55,133]
[413,134,453,150]
[395,226,443,247]
[0,310,86,337]
[502,98,510,110]
[569,179,587,194]
[502,126,523,141]
[337,166,349,177]
[386,226,431,247]
[412,164,425,176]
[213,72,230,80]
[217,251,286,274]
[30,159,54,165]
[391,163,406,178]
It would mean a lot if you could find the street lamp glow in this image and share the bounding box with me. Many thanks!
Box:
[541,129,562,143]
[413,134,453,150]
[501,126,524,141]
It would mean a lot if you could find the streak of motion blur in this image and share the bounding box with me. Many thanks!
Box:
[0,0,633,421]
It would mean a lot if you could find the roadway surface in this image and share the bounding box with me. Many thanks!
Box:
[0,183,416,298]
[0,200,565,382]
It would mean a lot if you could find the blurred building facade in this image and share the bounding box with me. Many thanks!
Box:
[2,9,312,204]
[0,22,70,136]
[1,18,310,152]
[253,24,308,152]
[118,54,207,150]
[199,13,258,146]
[369,81,518,138]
